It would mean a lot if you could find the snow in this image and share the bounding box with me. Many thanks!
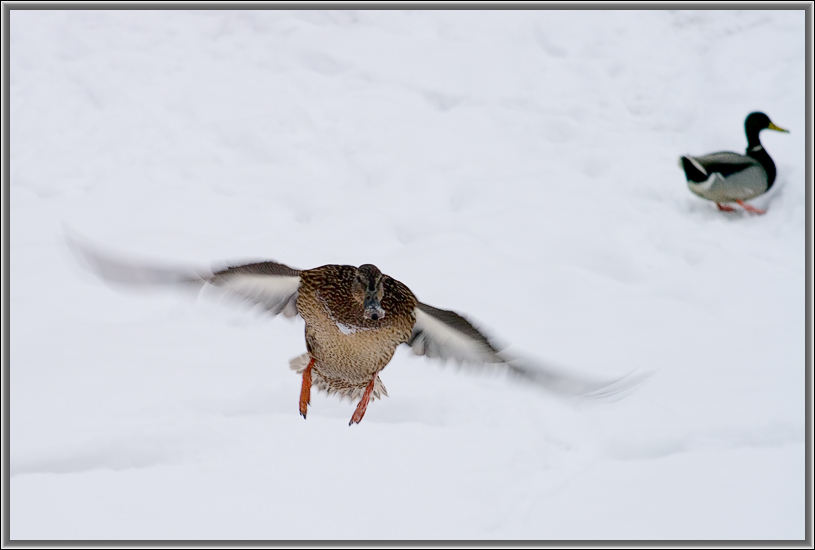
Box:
[8,8,808,541]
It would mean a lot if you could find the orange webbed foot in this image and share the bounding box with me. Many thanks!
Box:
[716,203,737,212]
[349,374,380,426]
[299,357,315,419]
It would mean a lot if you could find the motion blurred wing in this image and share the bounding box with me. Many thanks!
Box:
[68,234,212,287]
[67,234,301,318]
[407,301,648,399]
[207,262,301,318]
[408,302,505,364]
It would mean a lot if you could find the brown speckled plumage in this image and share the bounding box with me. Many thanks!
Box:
[289,352,388,401]
[295,264,417,401]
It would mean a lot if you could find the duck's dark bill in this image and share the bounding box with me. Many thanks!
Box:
[363,297,386,320]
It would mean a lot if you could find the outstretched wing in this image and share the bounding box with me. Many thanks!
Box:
[407,301,648,399]
[207,261,301,318]
[67,233,302,318]
[407,302,506,364]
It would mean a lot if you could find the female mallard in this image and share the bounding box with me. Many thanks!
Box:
[69,238,642,425]
[680,112,789,214]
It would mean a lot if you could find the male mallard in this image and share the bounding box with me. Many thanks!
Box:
[680,112,789,214]
[69,238,642,425]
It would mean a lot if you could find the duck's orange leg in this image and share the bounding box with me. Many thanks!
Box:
[716,203,736,212]
[349,373,379,426]
[299,357,315,419]
[736,200,766,214]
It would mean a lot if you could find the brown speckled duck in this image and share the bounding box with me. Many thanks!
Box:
[69,238,643,425]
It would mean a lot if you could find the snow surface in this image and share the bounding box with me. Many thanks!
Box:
[8,9,808,541]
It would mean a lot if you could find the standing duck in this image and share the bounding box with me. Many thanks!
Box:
[68,237,643,426]
[680,112,789,214]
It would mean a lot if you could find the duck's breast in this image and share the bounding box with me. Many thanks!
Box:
[296,266,416,383]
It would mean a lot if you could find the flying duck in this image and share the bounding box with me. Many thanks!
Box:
[680,112,789,214]
[68,237,643,425]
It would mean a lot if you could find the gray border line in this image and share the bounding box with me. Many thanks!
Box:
[2,1,812,548]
